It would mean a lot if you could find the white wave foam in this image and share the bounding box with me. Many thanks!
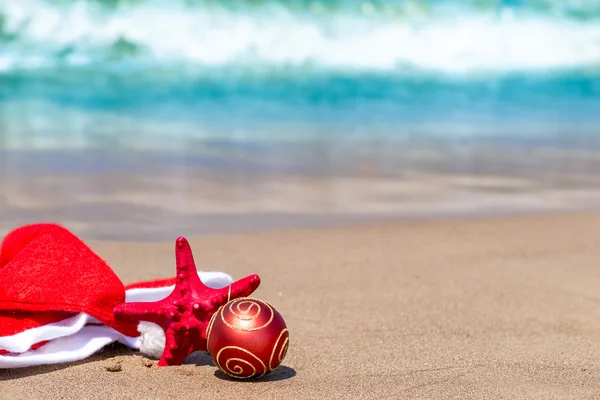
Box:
[1,0,600,74]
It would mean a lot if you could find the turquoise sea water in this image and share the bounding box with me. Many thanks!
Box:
[1,0,600,238]
[1,0,600,148]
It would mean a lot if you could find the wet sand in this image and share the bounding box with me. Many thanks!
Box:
[3,145,600,240]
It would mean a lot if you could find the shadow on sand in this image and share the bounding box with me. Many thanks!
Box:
[214,365,296,382]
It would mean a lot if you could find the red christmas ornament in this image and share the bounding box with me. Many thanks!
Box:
[206,297,289,380]
[113,237,260,366]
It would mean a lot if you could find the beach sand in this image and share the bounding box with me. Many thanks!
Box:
[2,211,600,399]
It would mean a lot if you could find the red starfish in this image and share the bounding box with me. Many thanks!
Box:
[113,237,260,366]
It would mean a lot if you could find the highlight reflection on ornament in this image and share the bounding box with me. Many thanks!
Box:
[206,297,289,380]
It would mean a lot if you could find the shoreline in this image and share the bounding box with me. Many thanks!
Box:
[4,203,600,243]
[3,144,600,241]
[3,197,600,242]
[3,167,600,242]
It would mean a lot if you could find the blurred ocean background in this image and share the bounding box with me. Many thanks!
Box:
[1,0,600,240]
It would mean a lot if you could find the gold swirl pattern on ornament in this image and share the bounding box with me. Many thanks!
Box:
[231,299,261,320]
[205,309,219,349]
[269,328,289,370]
[216,346,266,379]
[220,298,274,332]
[279,336,289,363]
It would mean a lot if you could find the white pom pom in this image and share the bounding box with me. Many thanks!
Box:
[137,322,165,360]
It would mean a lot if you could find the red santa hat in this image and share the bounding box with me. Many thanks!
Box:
[0,223,138,337]
[0,223,233,368]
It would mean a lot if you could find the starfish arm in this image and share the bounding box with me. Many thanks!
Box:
[209,274,261,308]
[230,274,261,299]
[113,301,170,328]
[158,329,194,366]
[174,237,203,288]
[190,330,208,353]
